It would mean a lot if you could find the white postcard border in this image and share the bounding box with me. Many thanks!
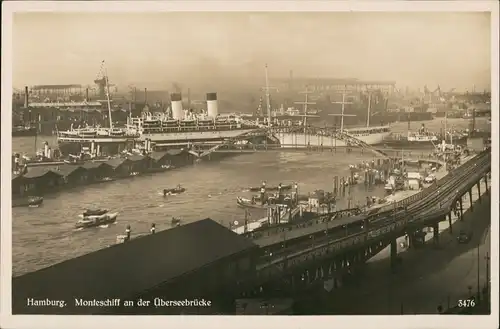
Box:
[1,1,498,329]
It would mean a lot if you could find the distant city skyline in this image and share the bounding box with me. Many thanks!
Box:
[12,11,492,92]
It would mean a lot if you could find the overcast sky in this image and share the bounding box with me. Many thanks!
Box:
[12,12,491,91]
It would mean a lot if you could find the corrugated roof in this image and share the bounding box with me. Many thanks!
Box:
[149,151,168,161]
[127,154,146,162]
[166,149,185,156]
[12,219,258,313]
[22,167,63,179]
[52,165,85,177]
[105,157,129,168]
[81,161,110,169]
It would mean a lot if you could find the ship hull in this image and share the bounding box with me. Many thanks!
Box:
[57,139,132,156]
[377,136,468,149]
[139,129,256,143]
[376,140,440,149]
[275,131,391,148]
[57,129,259,155]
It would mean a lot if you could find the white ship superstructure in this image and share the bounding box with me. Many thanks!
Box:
[128,92,258,149]
[57,90,260,156]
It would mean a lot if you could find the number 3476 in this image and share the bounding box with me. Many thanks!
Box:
[458,299,476,307]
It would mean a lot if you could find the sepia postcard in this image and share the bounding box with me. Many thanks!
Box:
[1,1,498,329]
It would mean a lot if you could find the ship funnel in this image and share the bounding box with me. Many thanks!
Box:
[206,92,218,118]
[171,93,183,120]
[24,86,29,108]
[44,142,49,158]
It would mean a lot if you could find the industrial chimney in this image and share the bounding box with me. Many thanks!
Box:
[206,92,218,118]
[171,93,183,120]
[24,86,29,108]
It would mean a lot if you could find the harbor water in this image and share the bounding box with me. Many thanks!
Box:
[11,118,489,276]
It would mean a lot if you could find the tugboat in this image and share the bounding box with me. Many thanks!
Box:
[163,185,186,196]
[75,209,118,229]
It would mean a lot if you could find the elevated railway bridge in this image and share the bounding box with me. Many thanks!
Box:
[188,125,390,159]
[234,149,491,296]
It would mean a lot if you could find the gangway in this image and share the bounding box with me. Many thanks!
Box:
[340,130,389,158]
[196,128,270,158]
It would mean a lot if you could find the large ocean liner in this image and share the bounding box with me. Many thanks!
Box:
[57,91,260,156]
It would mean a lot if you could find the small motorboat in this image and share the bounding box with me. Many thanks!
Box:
[236,196,270,209]
[28,196,44,207]
[163,185,186,196]
[247,184,292,192]
[82,208,108,217]
[75,212,118,229]
[12,196,44,208]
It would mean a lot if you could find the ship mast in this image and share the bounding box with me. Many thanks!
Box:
[329,88,355,133]
[264,64,272,126]
[101,61,114,130]
[261,64,278,126]
[294,86,317,133]
[365,87,377,127]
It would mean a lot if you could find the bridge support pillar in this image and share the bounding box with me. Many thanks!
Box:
[447,214,453,234]
[477,182,481,203]
[405,232,414,249]
[390,239,398,271]
[469,190,473,212]
[433,223,439,247]
[484,174,488,194]
[459,197,464,220]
